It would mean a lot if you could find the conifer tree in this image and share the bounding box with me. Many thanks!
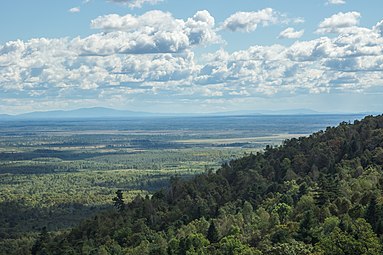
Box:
[113,190,125,212]
[207,221,219,243]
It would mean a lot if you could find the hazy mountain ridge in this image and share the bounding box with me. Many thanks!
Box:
[1,107,153,119]
[0,107,373,120]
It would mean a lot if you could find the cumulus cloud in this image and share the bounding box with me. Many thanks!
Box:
[68,7,81,13]
[0,11,214,96]
[278,27,304,39]
[109,0,163,9]
[88,10,219,55]
[373,20,383,36]
[326,0,346,5]
[222,8,280,32]
[317,11,360,34]
[0,37,197,97]
[197,23,383,96]
[1,11,383,111]
[221,8,304,33]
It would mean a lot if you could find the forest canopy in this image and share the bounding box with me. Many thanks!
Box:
[29,115,383,254]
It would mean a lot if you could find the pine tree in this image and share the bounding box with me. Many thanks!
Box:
[297,210,316,244]
[207,221,219,243]
[365,196,377,231]
[113,190,125,212]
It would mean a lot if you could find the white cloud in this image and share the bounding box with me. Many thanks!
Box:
[109,0,162,9]
[326,0,346,5]
[0,35,199,97]
[68,7,81,13]
[222,8,280,32]
[373,20,383,36]
[197,23,383,95]
[221,8,304,33]
[88,10,219,55]
[317,11,360,34]
[293,17,305,24]
[278,27,304,39]
[185,10,218,45]
[1,11,383,111]
[91,11,169,31]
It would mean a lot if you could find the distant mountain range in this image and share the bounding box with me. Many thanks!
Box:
[0,107,155,120]
[0,107,374,120]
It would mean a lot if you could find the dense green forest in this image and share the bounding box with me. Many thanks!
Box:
[0,148,248,253]
[5,114,349,252]
[1,116,273,253]
[27,114,383,254]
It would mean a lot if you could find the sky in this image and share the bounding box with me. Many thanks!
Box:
[1,0,383,114]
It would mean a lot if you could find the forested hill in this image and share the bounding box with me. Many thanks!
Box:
[34,115,383,255]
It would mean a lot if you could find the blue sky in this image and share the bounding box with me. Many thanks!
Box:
[1,0,383,114]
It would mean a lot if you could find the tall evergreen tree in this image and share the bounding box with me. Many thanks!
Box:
[365,196,378,231]
[207,221,219,243]
[112,190,125,212]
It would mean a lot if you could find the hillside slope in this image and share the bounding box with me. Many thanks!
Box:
[33,115,383,254]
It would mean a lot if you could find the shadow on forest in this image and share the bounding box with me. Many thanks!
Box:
[0,150,126,162]
[0,200,111,239]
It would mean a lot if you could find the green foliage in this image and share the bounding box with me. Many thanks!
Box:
[3,115,383,254]
[272,203,291,224]
[179,233,209,255]
[218,235,259,255]
[0,145,247,252]
[267,240,313,255]
[316,218,382,255]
